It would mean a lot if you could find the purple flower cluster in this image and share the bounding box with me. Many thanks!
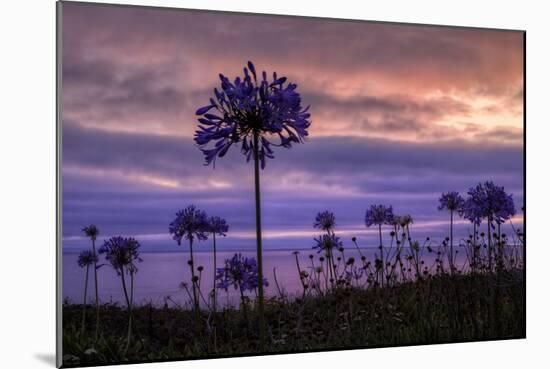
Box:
[459,197,484,225]
[365,205,394,227]
[77,249,98,268]
[314,211,336,232]
[98,236,142,273]
[82,224,99,240]
[208,216,229,237]
[437,191,465,212]
[313,233,343,253]
[169,205,209,245]
[215,253,268,292]
[466,181,516,224]
[194,61,311,169]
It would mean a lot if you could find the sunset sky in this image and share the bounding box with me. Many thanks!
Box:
[61,2,524,251]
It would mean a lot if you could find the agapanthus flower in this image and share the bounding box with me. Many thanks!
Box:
[82,224,99,241]
[365,205,394,227]
[98,236,142,273]
[313,233,343,253]
[207,216,229,236]
[194,61,311,169]
[459,197,484,225]
[438,191,465,212]
[77,250,98,268]
[314,211,336,232]
[215,253,268,292]
[169,205,209,245]
[467,181,516,224]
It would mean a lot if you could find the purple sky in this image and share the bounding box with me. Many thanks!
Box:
[61,3,524,252]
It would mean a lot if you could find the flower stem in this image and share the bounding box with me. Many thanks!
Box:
[92,238,100,342]
[212,233,217,314]
[189,237,200,316]
[81,264,89,337]
[253,130,265,350]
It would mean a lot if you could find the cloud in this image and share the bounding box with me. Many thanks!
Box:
[59,3,524,248]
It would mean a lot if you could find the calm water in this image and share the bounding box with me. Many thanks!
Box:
[62,245,494,308]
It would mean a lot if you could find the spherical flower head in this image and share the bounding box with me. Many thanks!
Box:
[365,204,394,227]
[313,233,343,253]
[208,216,229,237]
[77,249,98,268]
[194,61,311,169]
[215,253,268,292]
[438,191,465,212]
[169,205,209,245]
[467,181,516,224]
[459,197,483,225]
[314,211,336,232]
[98,236,142,273]
[82,224,99,241]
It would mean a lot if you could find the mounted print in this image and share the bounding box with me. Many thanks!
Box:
[57,1,526,367]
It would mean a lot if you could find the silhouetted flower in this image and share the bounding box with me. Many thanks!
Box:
[459,197,483,225]
[98,236,142,274]
[215,253,268,292]
[438,191,465,212]
[467,181,516,224]
[194,61,311,169]
[77,250,98,268]
[82,225,99,241]
[365,205,394,227]
[314,211,336,232]
[169,205,209,245]
[313,233,343,253]
[207,215,229,236]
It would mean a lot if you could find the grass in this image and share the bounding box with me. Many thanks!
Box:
[62,269,525,367]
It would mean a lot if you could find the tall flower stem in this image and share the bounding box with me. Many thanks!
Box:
[378,224,384,286]
[120,266,132,353]
[188,237,200,316]
[91,238,100,342]
[253,130,265,350]
[212,233,217,314]
[487,219,493,272]
[81,264,90,337]
[450,210,454,273]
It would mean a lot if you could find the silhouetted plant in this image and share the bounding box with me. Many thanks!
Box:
[216,253,268,315]
[467,182,516,271]
[82,224,101,341]
[169,205,209,315]
[195,61,311,346]
[365,204,394,285]
[438,191,465,272]
[207,216,228,314]
[98,236,142,352]
[77,249,98,337]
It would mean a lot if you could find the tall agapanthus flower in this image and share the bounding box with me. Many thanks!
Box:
[195,61,311,346]
[438,191,465,272]
[467,181,516,224]
[365,205,394,286]
[459,197,484,271]
[169,205,209,314]
[216,253,268,310]
[365,205,394,227]
[77,250,98,336]
[82,224,101,341]
[467,181,516,270]
[313,233,343,254]
[98,236,142,352]
[207,216,229,314]
[314,211,336,233]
